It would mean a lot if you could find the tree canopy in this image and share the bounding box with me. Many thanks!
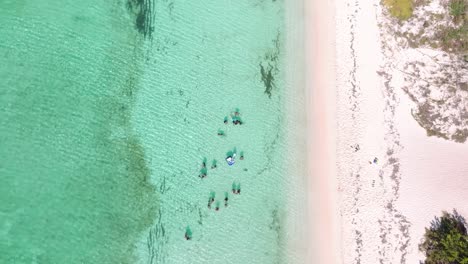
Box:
[419,210,468,264]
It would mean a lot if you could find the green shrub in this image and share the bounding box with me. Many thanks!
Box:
[383,0,414,20]
[419,210,468,264]
[449,0,467,22]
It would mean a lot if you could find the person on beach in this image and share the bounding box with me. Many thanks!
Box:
[211,159,217,169]
[215,201,220,211]
[224,116,228,124]
[240,151,244,160]
[237,183,241,194]
[202,157,207,168]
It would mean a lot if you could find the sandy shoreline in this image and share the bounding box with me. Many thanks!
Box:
[332,0,468,263]
[296,0,467,262]
[305,0,339,263]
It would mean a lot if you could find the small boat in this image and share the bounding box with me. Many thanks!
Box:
[226,153,236,166]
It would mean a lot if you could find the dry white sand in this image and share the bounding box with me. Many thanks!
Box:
[334,0,468,263]
[393,70,468,263]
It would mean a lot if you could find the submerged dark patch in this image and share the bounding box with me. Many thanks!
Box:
[259,30,281,98]
[127,0,155,39]
[260,64,275,98]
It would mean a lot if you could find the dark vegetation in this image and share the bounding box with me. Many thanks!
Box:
[445,0,468,54]
[126,0,155,39]
[419,210,468,264]
[259,31,281,98]
[383,0,414,20]
[450,0,467,23]
[384,0,467,55]
[260,64,274,98]
[433,0,468,54]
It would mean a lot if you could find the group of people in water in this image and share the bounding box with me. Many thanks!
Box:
[187,109,247,240]
[206,191,232,211]
[231,182,241,194]
[201,155,243,209]
[198,158,217,178]
[198,149,244,179]
[224,108,243,125]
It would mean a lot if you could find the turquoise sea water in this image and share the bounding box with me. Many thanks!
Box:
[0,1,305,263]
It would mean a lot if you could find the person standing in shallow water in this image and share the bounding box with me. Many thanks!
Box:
[208,196,213,209]
[208,191,215,208]
[199,168,207,178]
[185,226,192,240]
[231,182,241,194]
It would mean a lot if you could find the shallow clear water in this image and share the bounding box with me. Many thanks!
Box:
[0,1,303,263]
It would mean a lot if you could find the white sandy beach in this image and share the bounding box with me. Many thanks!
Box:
[396,88,468,263]
[305,0,468,263]
[306,0,340,263]
[329,0,468,263]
